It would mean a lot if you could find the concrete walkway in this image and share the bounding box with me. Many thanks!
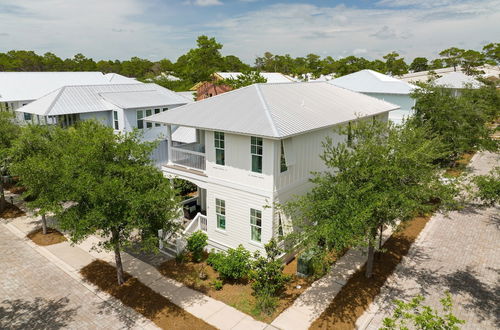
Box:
[2,196,270,330]
[356,151,500,329]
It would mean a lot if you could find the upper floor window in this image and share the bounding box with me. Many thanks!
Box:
[23,112,32,121]
[137,110,144,129]
[113,111,119,130]
[145,109,152,128]
[251,136,263,173]
[216,198,226,230]
[280,140,287,173]
[162,107,168,112]
[154,109,161,127]
[250,209,262,242]
[214,131,225,165]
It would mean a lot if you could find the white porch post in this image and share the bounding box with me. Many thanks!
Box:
[166,124,173,164]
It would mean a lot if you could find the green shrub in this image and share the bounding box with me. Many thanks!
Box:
[186,230,208,262]
[175,251,187,264]
[172,178,197,196]
[251,239,290,300]
[206,245,251,281]
[211,279,223,290]
[254,291,278,316]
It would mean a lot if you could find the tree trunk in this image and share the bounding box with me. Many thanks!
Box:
[41,214,48,235]
[365,231,377,279]
[112,230,125,285]
[0,179,6,212]
[379,225,384,250]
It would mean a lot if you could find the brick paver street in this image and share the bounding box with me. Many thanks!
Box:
[0,225,148,330]
[358,152,500,329]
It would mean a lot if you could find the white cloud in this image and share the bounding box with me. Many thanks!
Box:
[184,0,223,6]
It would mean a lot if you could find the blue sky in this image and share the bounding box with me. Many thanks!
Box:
[0,0,498,64]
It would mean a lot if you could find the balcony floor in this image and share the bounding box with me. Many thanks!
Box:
[164,164,207,177]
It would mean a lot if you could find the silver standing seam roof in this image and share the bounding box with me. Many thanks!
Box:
[329,69,416,95]
[16,83,189,116]
[144,82,400,139]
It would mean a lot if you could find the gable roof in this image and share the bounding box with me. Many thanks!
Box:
[0,72,135,102]
[329,69,416,95]
[16,83,189,116]
[145,82,399,139]
[433,71,482,89]
[103,73,138,84]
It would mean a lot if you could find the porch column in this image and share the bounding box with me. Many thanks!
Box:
[200,188,207,212]
[166,124,173,164]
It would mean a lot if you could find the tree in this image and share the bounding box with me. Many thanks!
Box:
[411,84,497,162]
[56,121,181,284]
[0,112,21,212]
[473,167,500,206]
[482,42,500,65]
[283,120,454,278]
[381,292,465,329]
[222,55,250,72]
[460,50,485,75]
[120,57,153,78]
[383,52,408,76]
[222,71,267,89]
[10,125,67,234]
[409,57,429,72]
[439,47,464,71]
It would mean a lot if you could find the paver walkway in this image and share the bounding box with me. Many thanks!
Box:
[357,151,500,329]
[0,225,154,330]
[2,197,270,330]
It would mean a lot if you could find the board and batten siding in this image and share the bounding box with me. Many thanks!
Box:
[80,111,112,127]
[205,130,275,192]
[205,182,273,253]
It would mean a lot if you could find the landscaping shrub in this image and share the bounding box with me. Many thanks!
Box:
[211,279,223,291]
[206,245,251,281]
[186,230,208,262]
[175,251,187,264]
[254,291,278,316]
[251,240,290,303]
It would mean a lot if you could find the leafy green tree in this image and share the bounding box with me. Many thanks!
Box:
[411,84,497,162]
[439,47,464,71]
[222,71,267,89]
[186,230,208,262]
[482,42,500,65]
[409,57,429,72]
[381,292,465,329]
[473,167,500,206]
[383,52,408,76]
[222,55,250,72]
[0,112,21,212]
[460,50,485,75]
[56,121,181,285]
[64,53,97,71]
[283,121,454,278]
[10,125,67,234]
[120,56,153,78]
[429,58,445,70]
[42,52,65,71]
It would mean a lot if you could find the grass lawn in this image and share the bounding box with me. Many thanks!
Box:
[158,255,315,323]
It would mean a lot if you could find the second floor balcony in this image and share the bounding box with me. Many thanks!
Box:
[170,142,206,171]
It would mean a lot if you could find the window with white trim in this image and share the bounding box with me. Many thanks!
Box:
[251,136,263,173]
[113,111,119,130]
[137,110,144,129]
[145,109,152,128]
[250,209,262,242]
[216,199,226,230]
[214,131,225,165]
[154,109,161,127]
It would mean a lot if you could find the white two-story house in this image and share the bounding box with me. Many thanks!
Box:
[145,82,399,254]
[15,83,193,165]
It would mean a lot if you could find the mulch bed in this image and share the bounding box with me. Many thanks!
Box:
[0,202,25,218]
[81,260,214,330]
[444,152,475,177]
[158,255,314,322]
[27,227,67,246]
[8,185,27,194]
[310,215,431,329]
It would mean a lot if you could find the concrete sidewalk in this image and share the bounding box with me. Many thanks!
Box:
[2,198,271,330]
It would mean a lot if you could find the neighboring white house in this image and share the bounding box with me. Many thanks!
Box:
[15,83,192,166]
[145,82,399,254]
[328,69,416,125]
[0,72,137,112]
[399,64,500,83]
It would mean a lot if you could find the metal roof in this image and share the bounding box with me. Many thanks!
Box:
[103,73,138,84]
[145,82,399,139]
[0,72,131,102]
[433,72,482,89]
[329,70,416,95]
[16,83,188,116]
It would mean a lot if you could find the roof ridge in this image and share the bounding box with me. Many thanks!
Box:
[43,86,66,116]
[254,84,280,138]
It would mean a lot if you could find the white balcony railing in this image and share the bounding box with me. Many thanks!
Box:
[170,145,206,171]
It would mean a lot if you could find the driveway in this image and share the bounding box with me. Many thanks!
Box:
[358,151,500,329]
[0,225,149,330]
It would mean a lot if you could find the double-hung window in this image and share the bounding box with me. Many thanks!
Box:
[251,136,263,173]
[216,199,226,230]
[145,109,152,128]
[137,110,144,129]
[113,111,119,130]
[214,131,225,165]
[23,112,32,121]
[154,109,161,127]
[250,209,262,242]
